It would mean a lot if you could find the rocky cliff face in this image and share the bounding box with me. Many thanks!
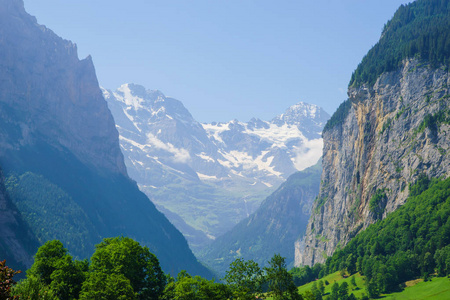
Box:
[0,0,126,176]
[296,59,450,266]
[0,0,211,277]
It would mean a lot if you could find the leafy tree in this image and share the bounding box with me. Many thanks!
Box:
[224,258,263,299]
[311,281,322,300]
[89,237,166,300]
[12,275,57,300]
[434,245,450,276]
[79,272,136,300]
[318,280,325,294]
[28,240,67,285]
[162,270,231,300]
[350,276,356,288]
[26,240,86,300]
[49,256,87,300]
[338,282,349,300]
[329,282,339,300]
[265,254,301,300]
[0,260,21,300]
[302,290,315,300]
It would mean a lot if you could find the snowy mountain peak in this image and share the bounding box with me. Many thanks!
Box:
[105,84,330,245]
[273,102,326,124]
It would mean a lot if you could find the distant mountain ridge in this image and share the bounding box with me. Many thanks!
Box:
[200,161,321,277]
[104,83,329,249]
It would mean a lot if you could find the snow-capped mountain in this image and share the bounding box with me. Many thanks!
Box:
[104,84,329,250]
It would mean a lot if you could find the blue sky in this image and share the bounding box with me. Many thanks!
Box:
[24,0,411,122]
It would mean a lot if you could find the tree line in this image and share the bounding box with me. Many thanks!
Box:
[2,236,305,300]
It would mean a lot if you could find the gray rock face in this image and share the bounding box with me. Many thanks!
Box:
[296,59,450,266]
[0,0,126,176]
[105,84,329,249]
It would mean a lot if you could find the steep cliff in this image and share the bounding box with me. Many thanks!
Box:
[0,0,211,277]
[297,0,450,267]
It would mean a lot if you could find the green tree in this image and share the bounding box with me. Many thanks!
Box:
[164,270,230,300]
[302,290,315,300]
[329,282,339,300]
[265,254,301,300]
[89,237,166,299]
[12,275,57,300]
[28,240,67,285]
[338,282,349,300]
[345,254,357,275]
[224,258,263,299]
[350,276,356,288]
[435,245,450,276]
[318,280,325,294]
[26,240,86,300]
[49,256,87,300]
[79,272,136,300]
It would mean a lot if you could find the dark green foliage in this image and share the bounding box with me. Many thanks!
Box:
[5,172,99,258]
[265,254,302,300]
[369,189,387,217]
[162,271,231,300]
[26,241,86,300]
[323,99,352,133]
[79,273,137,300]
[89,237,166,300]
[12,275,57,300]
[290,263,324,286]
[311,281,322,300]
[434,245,450,276]
[416,109,450,134]
[350,0,450,87]
[409,173,431,197]
[318,280,325,294]
[320,176,450,294]
[223,258,263,299]
[350,276,357,288]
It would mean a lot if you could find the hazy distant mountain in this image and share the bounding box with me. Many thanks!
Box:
[0,0,211,277]
[105,84,329,249]
[200,161,321,277]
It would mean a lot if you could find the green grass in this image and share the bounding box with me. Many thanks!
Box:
[297,272,366,299]
[292,271,450,300]
[382,277,450,299]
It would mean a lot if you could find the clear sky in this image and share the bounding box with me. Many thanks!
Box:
[24,0,411,123]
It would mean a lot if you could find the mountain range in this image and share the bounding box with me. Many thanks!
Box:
[104,84,329,249]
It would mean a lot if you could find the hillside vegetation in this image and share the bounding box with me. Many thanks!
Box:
[350,0,450,87]
[292,175,450,298]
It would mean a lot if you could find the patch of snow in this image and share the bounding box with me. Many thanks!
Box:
[146,133,191,163]
[244,123,305,149]
[197,173,218,180]
[197,153,215,163]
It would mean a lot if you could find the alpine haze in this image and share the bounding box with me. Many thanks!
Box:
[104,83,329,249]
